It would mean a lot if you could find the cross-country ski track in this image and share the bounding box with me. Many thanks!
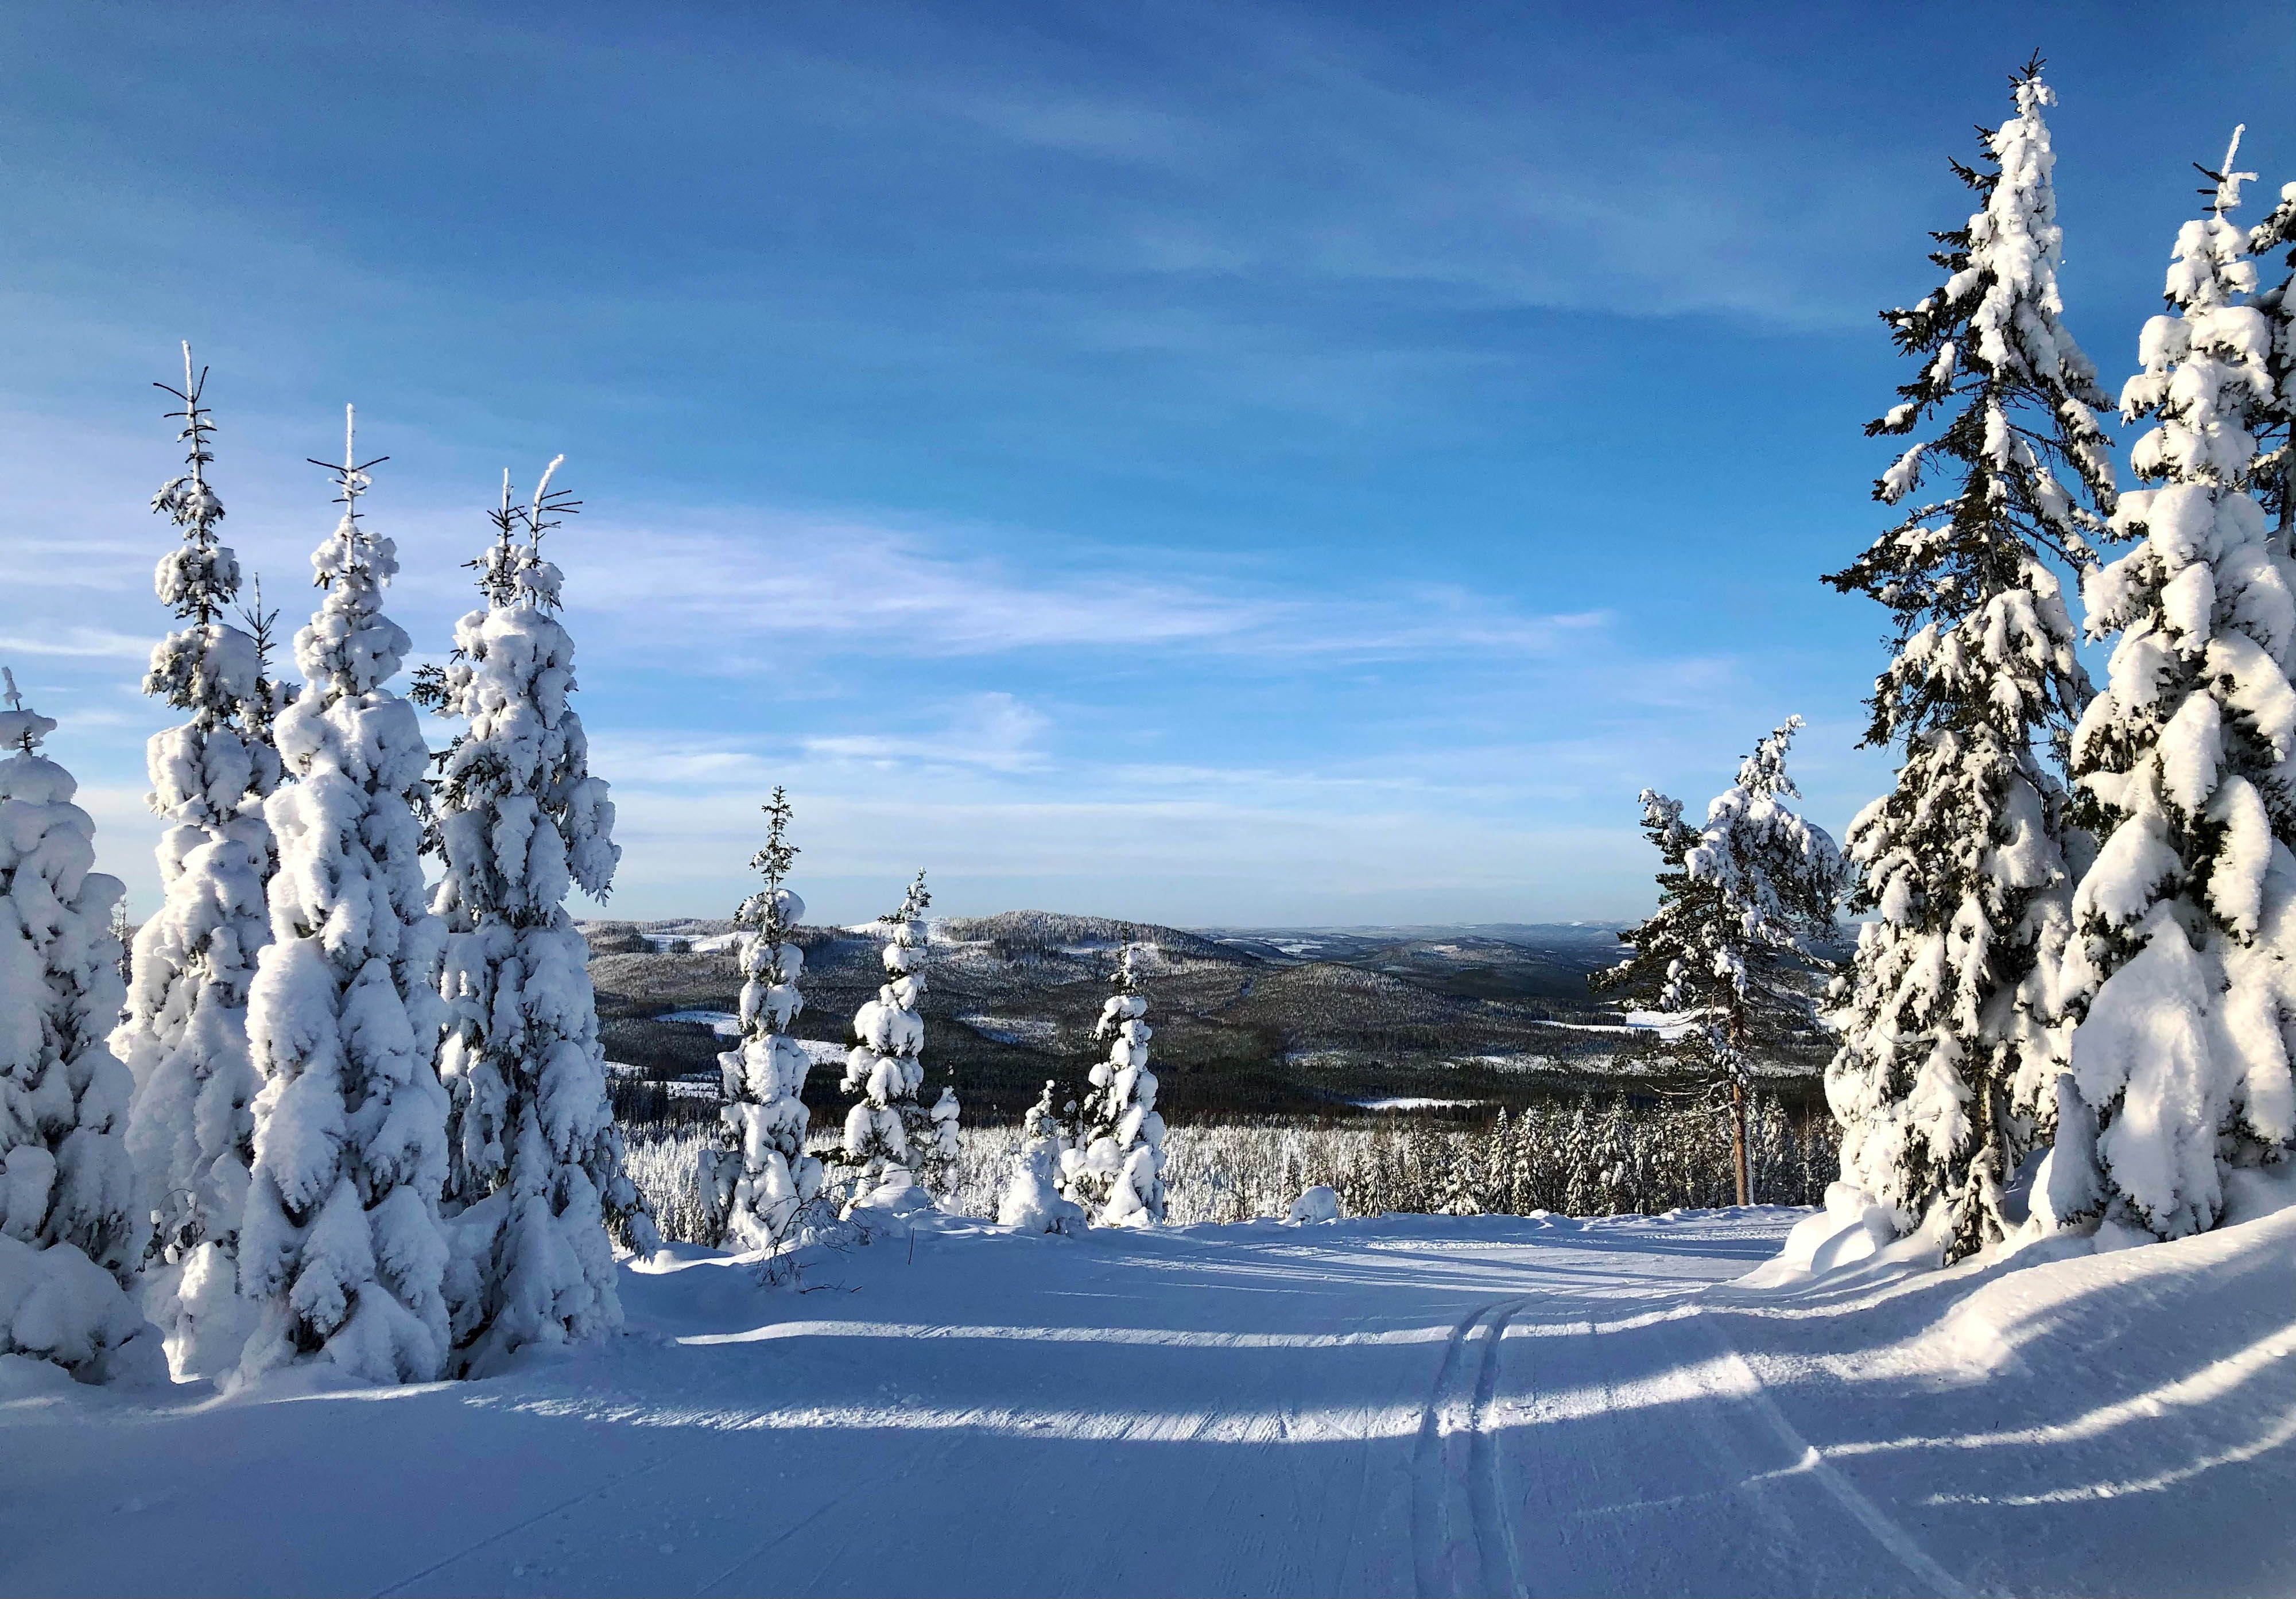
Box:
[4,1194,2293,1597]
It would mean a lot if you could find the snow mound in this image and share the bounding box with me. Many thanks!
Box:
[1762,1182,1904,1278]
[1287,1185,1340,1224]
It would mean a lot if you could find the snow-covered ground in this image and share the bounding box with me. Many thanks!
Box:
[955,1013,1061,1046]
[5,1192,2292,1597]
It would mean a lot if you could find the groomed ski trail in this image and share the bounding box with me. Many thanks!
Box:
[7,1202,2293,1596]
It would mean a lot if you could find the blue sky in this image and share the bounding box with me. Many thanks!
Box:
[5,1,2291,925]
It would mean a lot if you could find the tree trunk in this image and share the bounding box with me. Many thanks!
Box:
[1949,1068,2007,1264]
[1729,1077,1751,1208]
[1727,1005,1751,1208]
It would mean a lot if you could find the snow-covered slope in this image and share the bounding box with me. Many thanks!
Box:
[3,1190,2290,1596]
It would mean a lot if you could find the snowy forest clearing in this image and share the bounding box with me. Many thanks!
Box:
[6,1183,2293,1598]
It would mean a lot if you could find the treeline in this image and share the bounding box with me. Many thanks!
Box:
[620,1093,1838,1240]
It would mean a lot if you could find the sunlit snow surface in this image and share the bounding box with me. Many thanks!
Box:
[5,1189,2294,1597]
[656,1010,743,1036]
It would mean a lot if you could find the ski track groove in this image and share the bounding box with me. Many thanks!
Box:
[1412,1298,1531,1599]
[368,1449,678,1598]
[1467,1301,1530,1599]
[1693,1298,1973,1599]
[1410,1303,1485,1599]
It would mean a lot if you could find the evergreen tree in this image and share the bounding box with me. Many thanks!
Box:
[0,677,153,1379]
[1597,720,1846,1206]
[1436,1132,1484,1216]
[2247,174,2296,549]
[421,461,658,1371]
[998,1080,1084,1233]
[1820,59,2117,1260]
[696,788,822,1253]
[238,412,453,1385]
[1562,1100,1599,1216]
[1506,1105,1542,1214]
[1592,1097,1634,1215]
[921,1084,961,1195]
[1060,942,1168,1226]
[840,872,935,1206]
[113,351,290,1377]
[1481,1107,1512,1210]
[2056,131,2296,1240]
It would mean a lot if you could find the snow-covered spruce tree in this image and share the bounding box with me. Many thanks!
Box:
[1060,941,1167,1226]
[2250,173,2296,549]
[1562,1100,1600,1216]
[1436,1147,1483,1217]
[998,1080,1084,1233]
[113,350,288,1378]
[420,463,659,1371]
[840,872,942,1206]
[1596,721,1847,1206]
[1481,1107,1512,1205]
[0,677,154,1380]
[696,787,823,1253]
[1820,60,2119,1260]
[237,413,455,1385]
[921,1082,960,1194]
[2055,133,2296,1241]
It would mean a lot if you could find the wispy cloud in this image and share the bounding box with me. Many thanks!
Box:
[804,692,1052,774]
[0,625,155,659]
[578,518,1267,654]
[568,512,1611,666]
[912,6,1916,332]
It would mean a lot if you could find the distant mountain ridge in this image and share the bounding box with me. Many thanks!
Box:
[935,909,1247,965]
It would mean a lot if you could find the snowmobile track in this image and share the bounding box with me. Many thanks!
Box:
[1411,1298,1529,1599]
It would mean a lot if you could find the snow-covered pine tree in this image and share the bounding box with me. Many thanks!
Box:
[1820,58,2118,1260]
[421,461,658,1371]
[113,350,287,1378]
[2055,131,2296,1241]
[1506,1104,1542,1214]
[1436,1146,1483,1217]
[1060,941,1168,1226]
[696,787,823,1253]
[997,1080,1085,1233]
[0,676,153,1380]
[2250,174,2296,550]
[1592,1097,1632,1215]
[840,872,936,1207]
[238,412,455,1385]
[1562,1099,1599,1216]
[921,1084,961,1194]
[1481,1107,1512,1208]
[1597,720,1847,1206]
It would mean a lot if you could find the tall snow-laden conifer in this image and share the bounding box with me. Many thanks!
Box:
[113,350,287,1378]
[2250,177,2296,549]
[422,462,658,1372]
[1597,721,1845,1205]
[0,676,153,1380]
[238,412,453,1385]
[1821,60,2118,1259]
[1060,941,1167,1226]
[2056,131,2296,1241]
[697,788,823,1252]
[840,873,940,1205]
